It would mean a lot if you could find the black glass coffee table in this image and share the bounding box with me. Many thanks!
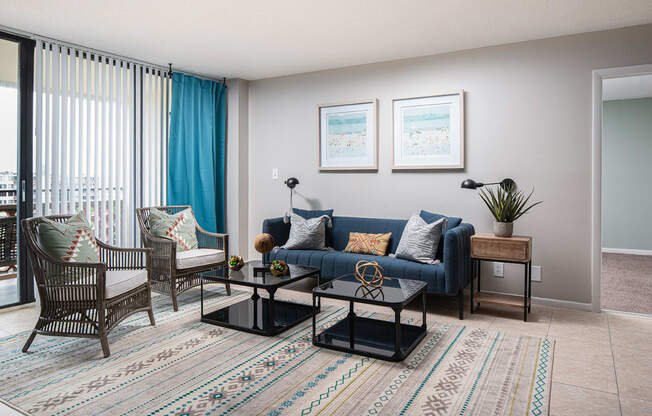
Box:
[312,274,427,361]
[200,261,320,336]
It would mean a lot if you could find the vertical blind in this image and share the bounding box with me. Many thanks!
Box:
[33,40,170,246]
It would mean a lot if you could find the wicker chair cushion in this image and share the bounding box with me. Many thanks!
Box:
[105,269,148,298]
[176,248,225,270]
[36,213,101,263]
[148,208,199,252]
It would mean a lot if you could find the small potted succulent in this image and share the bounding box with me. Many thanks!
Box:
[478,184,542,237]
[229,255,244,271]
[270,260,289,277]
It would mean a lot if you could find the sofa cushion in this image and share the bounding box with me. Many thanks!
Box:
[420,210,463,260]
[176,248,225,269]
[395,215,445,264]
[294,208,334,246]
[319,251,446,293]
[343,232,392,256]
[282,214,329,250]
[270,248,331,269]
[105,269,148,298]
[331,217,407,254]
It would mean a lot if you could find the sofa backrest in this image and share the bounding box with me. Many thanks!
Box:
[331,216,407,254]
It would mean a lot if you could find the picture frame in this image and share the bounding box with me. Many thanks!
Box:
[317,99,378,171]
[392,91,465,170]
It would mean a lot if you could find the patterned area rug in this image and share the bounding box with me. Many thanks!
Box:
[0,288,553,415]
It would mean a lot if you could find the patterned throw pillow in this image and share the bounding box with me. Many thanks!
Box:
[343,232,392,256]
[282,214,330,250]
[148,208,199,252]
[37,213,101,263]
[394,215,446,264]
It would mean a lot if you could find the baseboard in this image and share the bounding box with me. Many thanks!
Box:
[478,289,593,311]
[602,247,652,256]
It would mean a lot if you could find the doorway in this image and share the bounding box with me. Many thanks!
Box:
[592,65,652,314]
[0,31,35,309]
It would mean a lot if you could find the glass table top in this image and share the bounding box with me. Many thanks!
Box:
[201,261,319,288]
[313,273,426,305]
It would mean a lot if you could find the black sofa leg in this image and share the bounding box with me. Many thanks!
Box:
[458,289,464,320]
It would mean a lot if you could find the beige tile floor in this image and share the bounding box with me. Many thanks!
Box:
[1,283,651,416]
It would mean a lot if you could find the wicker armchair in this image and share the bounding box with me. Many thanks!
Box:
[0,216,17,269]
[136,206,230,312]
[21,215,155,358]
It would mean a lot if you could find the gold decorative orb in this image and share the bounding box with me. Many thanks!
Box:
[355,260,385,287]
[254,233,275,254]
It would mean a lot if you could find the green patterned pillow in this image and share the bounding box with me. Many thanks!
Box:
[37,213,101,263]
[148,208,199,252]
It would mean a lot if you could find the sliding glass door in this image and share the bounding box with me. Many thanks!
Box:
[0,31,35,308]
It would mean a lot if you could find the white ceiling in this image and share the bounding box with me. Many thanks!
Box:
[603,74,652,100]
[2,0,652,80]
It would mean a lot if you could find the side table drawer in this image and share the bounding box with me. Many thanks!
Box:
[471,235,531,262]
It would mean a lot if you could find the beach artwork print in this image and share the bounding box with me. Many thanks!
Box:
[319,100,377,170]
[393,92,464,169]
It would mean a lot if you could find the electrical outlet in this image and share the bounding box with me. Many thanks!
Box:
[531,266,542,282]
[272,168,279,180]
[493,262,504,277]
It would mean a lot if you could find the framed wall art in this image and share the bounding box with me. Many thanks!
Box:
[318,99,378,171]
[392,91,464,170]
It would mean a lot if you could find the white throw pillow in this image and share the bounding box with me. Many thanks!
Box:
[282,214,330,250]
[394,214,446,264]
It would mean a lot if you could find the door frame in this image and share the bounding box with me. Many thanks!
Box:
[591,63,652,313]
[0,30,35,308]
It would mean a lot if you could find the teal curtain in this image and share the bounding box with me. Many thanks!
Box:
[168,73,226,233]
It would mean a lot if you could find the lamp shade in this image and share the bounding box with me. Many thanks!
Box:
[461,179,483,189]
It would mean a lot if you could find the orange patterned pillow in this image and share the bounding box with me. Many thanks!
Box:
[343,232,392,256]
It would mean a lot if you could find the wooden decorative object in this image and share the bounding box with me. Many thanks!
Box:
[355,260,385,287]
[470,233,531,262]
[254,233,275,254]
[270,260,289,277]
[229,255,244,271]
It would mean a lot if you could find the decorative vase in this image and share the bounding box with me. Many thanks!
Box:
[493,221,513,237]
[228,255,244,271]
[270,260,289,277]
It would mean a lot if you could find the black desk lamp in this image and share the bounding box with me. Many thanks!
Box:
[461,178,515,191]
[283,177,299,223]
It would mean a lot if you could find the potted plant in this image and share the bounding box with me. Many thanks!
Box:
[478,184,542,237]
[229,255,244,271]
[270,260,289,277]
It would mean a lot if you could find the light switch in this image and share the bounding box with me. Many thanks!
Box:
[272,168,279,180]
[531,266,542,282]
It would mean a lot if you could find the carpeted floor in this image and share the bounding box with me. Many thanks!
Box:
[0,288,553,416]
[602,253,652,315]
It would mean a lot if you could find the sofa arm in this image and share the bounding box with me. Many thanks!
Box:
[443,223,475,296]
[262,217,291,262]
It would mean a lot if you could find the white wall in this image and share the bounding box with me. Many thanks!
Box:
[226,78,249,257]
[246,24,652,303]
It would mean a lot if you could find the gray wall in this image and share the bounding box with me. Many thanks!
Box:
[246,24,652,304]
[602,98,652,251]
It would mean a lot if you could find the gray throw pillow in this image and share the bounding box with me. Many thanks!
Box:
[282,214,329,250]
[394,214,447,264]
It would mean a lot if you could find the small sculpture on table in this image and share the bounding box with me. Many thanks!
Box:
[228,255,244,271]
[270,260,289,277]
[254,233,275,256]
[355,260,386,288]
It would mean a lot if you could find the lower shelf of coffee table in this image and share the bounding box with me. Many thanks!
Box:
[313,315,426,361]
[202,297,313,336]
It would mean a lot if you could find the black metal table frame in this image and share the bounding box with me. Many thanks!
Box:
[200,266,320,336]
[470,258,532,321]
[312,283,427,362]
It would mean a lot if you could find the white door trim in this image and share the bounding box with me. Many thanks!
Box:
[591,64,652,313]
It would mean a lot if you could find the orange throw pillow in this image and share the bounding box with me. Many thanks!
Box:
[343,232,392,256]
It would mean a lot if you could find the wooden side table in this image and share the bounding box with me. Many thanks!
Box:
[470,233,532,321]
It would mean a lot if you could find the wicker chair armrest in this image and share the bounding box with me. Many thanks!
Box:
[38,257,106,291]
[195,226,228,254]
[97,240,152,270]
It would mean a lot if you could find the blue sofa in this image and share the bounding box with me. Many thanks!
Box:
[262,215,475,319]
